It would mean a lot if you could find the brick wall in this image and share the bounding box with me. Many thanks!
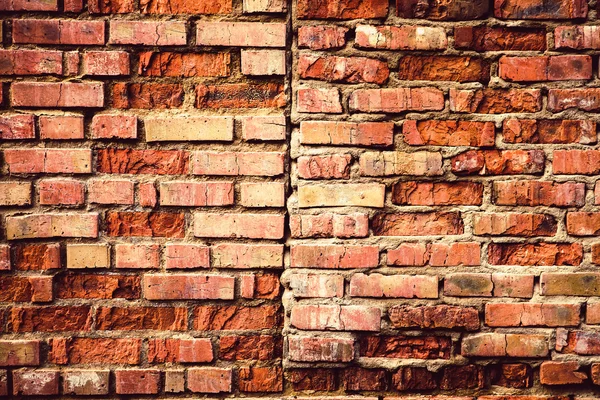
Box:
[1,0,600,397]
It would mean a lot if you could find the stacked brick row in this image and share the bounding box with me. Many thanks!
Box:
[288,0,600,397]
[0,0,288,395]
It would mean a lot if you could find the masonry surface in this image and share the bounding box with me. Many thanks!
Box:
[1,0,600,397]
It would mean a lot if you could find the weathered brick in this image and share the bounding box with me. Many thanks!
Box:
[106,211,185,238]
[241,50,285,76]
[96,306,186,330]
[548,88,600,112]
[495,0,587,19]
[240,115,286,141]
[485,303,581,327]
[355,25,447,50]
[196,22,285,47]
[289,273,345,298]
[194,213,284,239]
[196,83,285,109]
[298,183,385,208]
[112,83,183,109]
[140,0,231,13]
[494,180,585,206]
[193,305,281,330]
[350,87,445,113]
[115,244,159,269]
[403,120,495,146]
[360,151,443,176]
[298,25,347,49]
[387,242,480,266]
[0,340,40,366]
[298,0,387,19]
[62,370,109,395]
[451,150,545,175]
[139,52,230,77]
[8,306,92,332]
[397,0,489,19]
[211,244,283,269]
[13,370,59,395]
[399,55,490,82]
[372,212,464,236]
[115,369,160,394]
[392,181,483,205]
[389,305,479,330]
[489,242,582,266]
[6,213,98,240]
[109,21,186,45]
[450,88,542,113]
[359,335,451,359]
[291,244,379,269]
[0,181,31,206]
[12,82,104,108]
[297,87,342,113]
[66,244,110,269]
[91,115,137,139]
[300,121,394,146]
[13,19,104,45]
[0,50,62,76]
[291,304,381,331]
[97,149,188,175]
[541,273,600,296]
[499,55,592,82]
[143,274,234,300]
[49,337,141,364]
[83,51,130,76]
[192,151,283,176]
[556,25,600,49]
[288,336,354,362]
[473,213,557,236]
[349,273,438,298]
[239,366,283,392]
[503,119,596,144]
[299,54,389,84]
[159,181,234,206]
[454,26,547,51]
[187,368,232,393]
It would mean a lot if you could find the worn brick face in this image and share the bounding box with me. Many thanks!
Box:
[2,0,599,398]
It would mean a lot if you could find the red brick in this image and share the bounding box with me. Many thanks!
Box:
[220,335,281,360]
[12,82,104,108]
[13,19,104,45]
[91,115,137,139]
[39,179,84,206]
[8,306,91,332]
[240,115,286,141]
[397,0,489,19]
[1,0,57,10]
[97,149,188,174]
[454,26,547,51]
[450,88,542,113]
[0,50,62,75]
[503,119,596,144]
[49,337,141,365]
[140,0,231,13]
[399,55,490,82]
[451,149,545,175]
[489,364,532,388]
[356,24,447,50]
[109,21,186,45]
[5,148,91,174]
[473,213,557,236]
[13,370,59,395]
[288,336,354,362]
[239,366,283,392]
[388,242,480,266]
[485,303,580,327]
[196,83,285,109]
[494,180,585,207]
[499,56,592,82]
[349,273,438,298]
[556,25,600,49]
[291,304,381,331]
[55,273,140,299]
[462,333,549,357]
[83,51,130,76]
[359,335,451,359]
[193,305,281,330]
[112,83,183,109]
[143,274,234,300]
[403,119,494,146]
[392,181,483,205]
[540,361,587,385]
[554,150,600,174]
[389,305,479,330]
[350,87,445,113]
[495,0,587,19]
[240,273,280,299]
[288,368,337,391]
[88,0,134,12]
[440,365,485,390]
[489,242,582,266]
[106,211,185,238]
[299,54,389,84]
[159,181,234,206]
[567,212,600,236]
[562,330,600,354]
[115,244,159,269]
[96,306,186,330]
[341,367,387,391]
[291,244,378,269]
[148,338,213,363]
[187,368,232,393]
[392,367,437,391]
[297,87,342,113]
[298,0,387,19]
[0,340,40,366]
[115,369,160,394]
[372,212,464,236]
[298,25,348,49]
[298,154,351,179]
[39,115,84,140]
[139,182,157,207]
[139,52,230,77]
[548,88,600,112]
[165,244,209,269]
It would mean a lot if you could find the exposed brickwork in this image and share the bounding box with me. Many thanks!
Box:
[1,0,599,397]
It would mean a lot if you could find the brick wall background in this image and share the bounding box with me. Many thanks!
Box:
[2,0,600,397]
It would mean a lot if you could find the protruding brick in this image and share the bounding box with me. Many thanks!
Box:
[62,370,110,395]
[288,336,354,362]
[0,182,31,206]
[13,370,59,395]
[473,213,557,236]
[451,150,545,175]
[494,180,585,207]
[503,119,596,144]
[66,244,110,269]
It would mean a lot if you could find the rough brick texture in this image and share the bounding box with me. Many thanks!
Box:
[1,0,598,397]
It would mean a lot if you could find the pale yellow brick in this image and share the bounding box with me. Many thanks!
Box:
[67,244,110,269]
[145,116,234,142]
[240,182,285,207]
[298,184,385,208]
[241,50,286,76]
[243,0,286,12]
[0,182,31,206]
